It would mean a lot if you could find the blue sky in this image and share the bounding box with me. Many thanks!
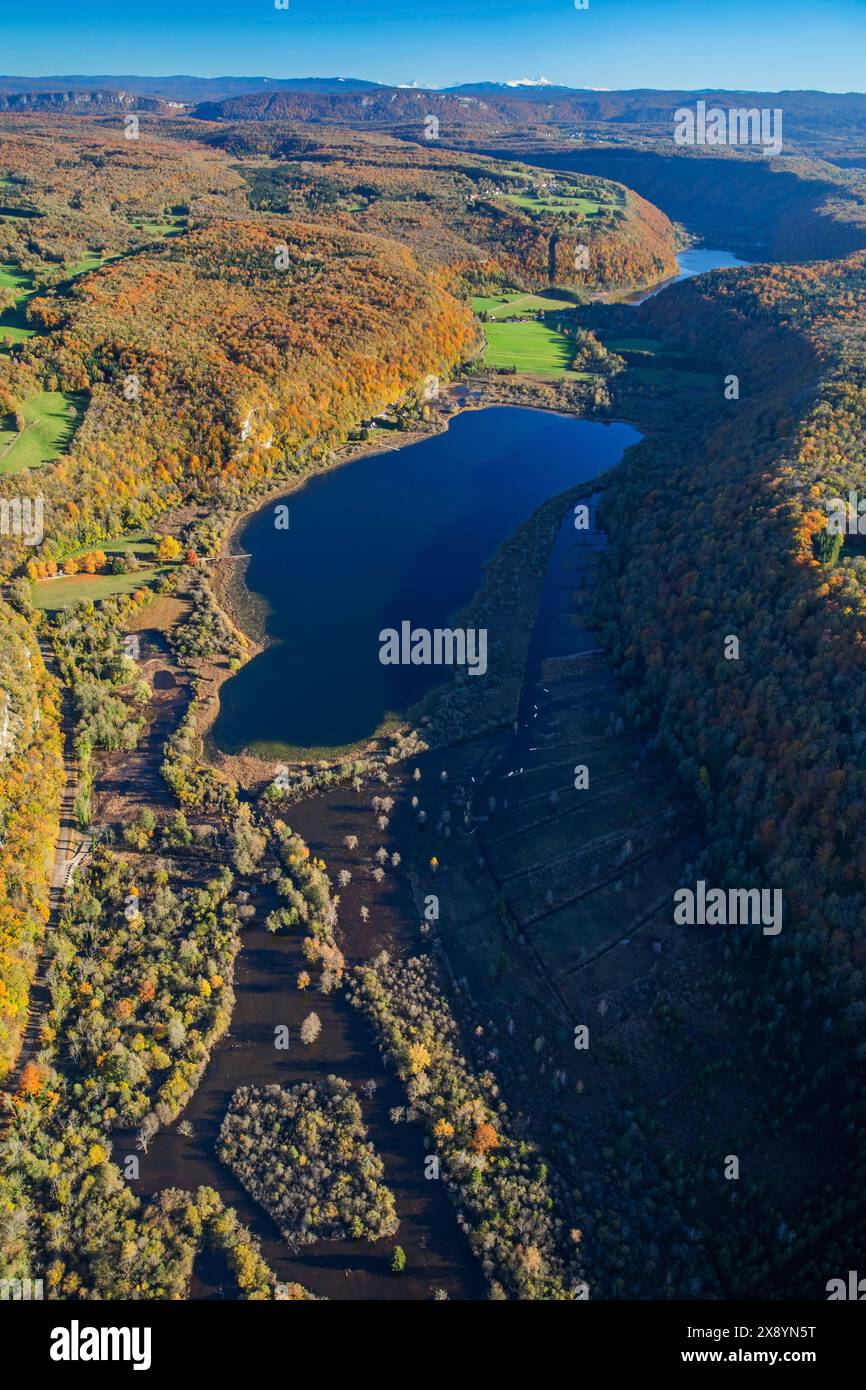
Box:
[2,0,864,92]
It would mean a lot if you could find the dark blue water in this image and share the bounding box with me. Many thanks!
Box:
[213,407,640,755]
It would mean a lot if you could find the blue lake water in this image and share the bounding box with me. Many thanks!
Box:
[212,407,641,755]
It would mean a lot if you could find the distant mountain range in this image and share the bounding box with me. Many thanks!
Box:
[1,76,865,153]
[184,83,866,156]
[1,73,863,103]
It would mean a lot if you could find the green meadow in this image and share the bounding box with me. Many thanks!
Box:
[501,191,606,217]
[0,263,32,295]
[0,319,37,346]
[630,366,718,390]
[599,331,719,391]
[481,319,584,377]
[64,253,105,279]
[472,290,579,320]
[0,390,87,476]
[0,261,37,346]
[131,217,187,239]
[31,565,169,611]
[1,252,123,353]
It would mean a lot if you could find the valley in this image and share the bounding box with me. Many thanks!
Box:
[0,46,865,1319]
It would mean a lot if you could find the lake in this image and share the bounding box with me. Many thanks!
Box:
[212,408,641,756]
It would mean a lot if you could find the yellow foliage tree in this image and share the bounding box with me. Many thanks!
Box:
[156,535,182,563]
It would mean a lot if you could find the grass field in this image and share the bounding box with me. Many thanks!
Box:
[132,218,187,239]
[64,253,105,279]
[500,194,603,215]
[31,565,171,611]
[0,319,37,345]
[0,263,32,295]
[500,186,622,218]
[472,290,579,320]
[0,390,87,475]
[0,261,37,346]
[600,333,719,392]
[501,191,606,217]
[481,319,586,377]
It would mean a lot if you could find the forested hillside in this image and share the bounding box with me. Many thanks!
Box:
[0,114,676,586]
[0,604,63,1080]
[590,254,866,1287]
[196,121,678,290]
[0,120,246,268]
[603,251,866,953]
[1,217,475,573]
